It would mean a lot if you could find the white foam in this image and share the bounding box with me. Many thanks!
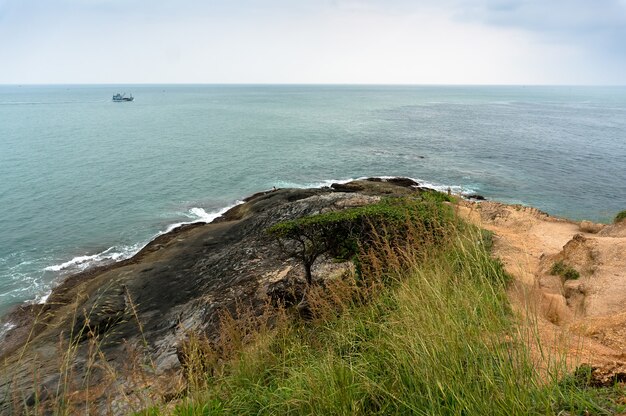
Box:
[42,201,244,277]
[44,252,107,272]
[162,202,244,235]
[0,322,16,340]
[416,179,476,195]
[35,291,51,304]
[42,242,141,275]
[272,176,477,197]
[340,175,477,196]
[272,177,357,190]
[42,245,128,272]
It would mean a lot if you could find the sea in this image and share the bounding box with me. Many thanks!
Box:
[1,85,625,318]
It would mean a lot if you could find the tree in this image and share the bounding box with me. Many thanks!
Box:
[267,196,452,285]
[267,214,343,285]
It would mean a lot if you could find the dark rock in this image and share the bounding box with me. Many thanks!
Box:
[385,177,419,188]
[331,182,365,192]
[72,284,128,341]
[466,194,487,201]
[363,177,419,188]
[0,179,426,414]
[25,375,59,407]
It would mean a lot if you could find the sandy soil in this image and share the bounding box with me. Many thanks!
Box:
[458,200,626,383]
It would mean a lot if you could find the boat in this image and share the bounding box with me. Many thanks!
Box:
[112,93,134,102]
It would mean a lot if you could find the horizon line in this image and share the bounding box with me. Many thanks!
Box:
[1,82,626,88]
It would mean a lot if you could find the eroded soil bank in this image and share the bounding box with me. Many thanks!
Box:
[457,201,626,383]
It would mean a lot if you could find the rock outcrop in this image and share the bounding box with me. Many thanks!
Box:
[0,179,421,414]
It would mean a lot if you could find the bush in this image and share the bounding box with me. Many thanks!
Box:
[615,210,626,224]
[550,261,566,276]
[563,267,580,280]
[550,260,579,280]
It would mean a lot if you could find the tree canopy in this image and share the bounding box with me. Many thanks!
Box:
[266,193,453,285]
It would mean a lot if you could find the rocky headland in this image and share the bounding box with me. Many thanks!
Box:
[0,178,426,413]
[2,177,626,414]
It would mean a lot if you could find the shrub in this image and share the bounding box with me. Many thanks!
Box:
[550,261,566,276]
[563,267,580,280]
[615,210,626,224]
[550,260,579,280]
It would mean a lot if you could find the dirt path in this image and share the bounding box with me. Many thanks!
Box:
[458,200,626,382]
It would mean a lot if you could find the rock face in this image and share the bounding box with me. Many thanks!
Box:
[0,179,421,414]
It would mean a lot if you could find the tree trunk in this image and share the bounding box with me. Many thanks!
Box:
[304,262,313,285]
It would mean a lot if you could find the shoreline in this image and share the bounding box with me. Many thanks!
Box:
[0,176,479,322]
[2,176,622,414]
[0,175,589,353]
[0,178,432,345]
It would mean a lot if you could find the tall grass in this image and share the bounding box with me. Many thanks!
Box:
[2,283,163,415]
[5,200,625,415]
[141,215,626,415]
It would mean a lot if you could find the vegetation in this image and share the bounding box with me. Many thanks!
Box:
[266,193,453,284]
[137,194,623,415]
[8,191,624,414]
[615,210,626,224]
[550,260,580,280]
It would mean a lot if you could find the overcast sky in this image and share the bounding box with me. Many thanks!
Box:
[1,0,625,84]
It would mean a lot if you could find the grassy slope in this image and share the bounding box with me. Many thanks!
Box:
[142,200,625,416]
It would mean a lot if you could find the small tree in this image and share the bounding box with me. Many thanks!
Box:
[267,213,348,285]
[267,195,453,286]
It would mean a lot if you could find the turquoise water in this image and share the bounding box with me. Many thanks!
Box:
[1,85,625,314]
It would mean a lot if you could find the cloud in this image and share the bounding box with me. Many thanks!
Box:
[0,0,624,84]
[455,0,626,79]
[461,0,626,31]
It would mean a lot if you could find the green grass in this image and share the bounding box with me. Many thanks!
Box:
[139,202,623,415]
[615,210,626,224]
[550,260,580,280]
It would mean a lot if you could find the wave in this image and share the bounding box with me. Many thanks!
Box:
[29,177,475,308]
[0,322,16,341]
[162,203,243,235]
[272,177,354,190]
[276,175,477,196]
[41,202,244,280]
[43,247,125,272]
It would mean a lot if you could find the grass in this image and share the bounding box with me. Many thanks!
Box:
[615,210,626,224]
[550,260,580,280]
[139,211,624,415]
[1,282,163,415]
[4,195,625,414]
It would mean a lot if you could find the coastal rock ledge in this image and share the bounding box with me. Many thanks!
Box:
[0,178,423,414]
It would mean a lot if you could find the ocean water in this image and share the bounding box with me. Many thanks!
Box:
[1,84,625,315]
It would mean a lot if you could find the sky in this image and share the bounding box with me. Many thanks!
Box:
[0,0,625,84]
